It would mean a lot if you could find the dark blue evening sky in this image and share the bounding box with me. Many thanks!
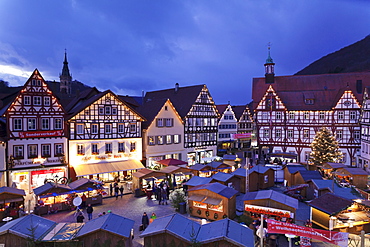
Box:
[0,0,369,105]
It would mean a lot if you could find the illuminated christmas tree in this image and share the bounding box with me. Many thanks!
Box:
[309,127,343,166]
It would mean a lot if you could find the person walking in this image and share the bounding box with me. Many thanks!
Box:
[150,212,157,224]
[81,193,87,208]
[119,185,124,198]
[157,187,162,205]
[110,183,113,196]
[142,212,149,230]
[76,211,85,223]
[161,188,168,205]
[114,185,119,200]
[86,204,93,220]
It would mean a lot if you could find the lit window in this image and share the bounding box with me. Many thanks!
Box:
[166,135,172,144]
[118,142,125,153]
[105,143,112,153]
[92,144,98,155]
[14,146,24,159]
[173,135,180,144]
[303,129,309,138]
[77,144,84,155]
[130,142,136,152]
[157,136,164,145]
[148,137,155,146]
[55,144,63,156]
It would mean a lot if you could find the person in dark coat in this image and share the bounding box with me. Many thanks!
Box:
[119,185,124,198]
[110,183,113,196]
[114,185,119,200]
[76,211,85,223]
[142,212,149,230]
[86,204,93,220]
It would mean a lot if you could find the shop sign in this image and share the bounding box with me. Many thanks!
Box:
[245,204,292,218]
[194,146,208,150]
[267,219,348,247]
[31,168,65,176]
[19,130,63,139]
[231,133,251,139]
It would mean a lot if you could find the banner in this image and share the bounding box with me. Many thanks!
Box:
[19,130,63,138]
[267,219,348,247]
[231,133,251,139]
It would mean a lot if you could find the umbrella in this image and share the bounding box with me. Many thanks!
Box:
[156,158,187,166]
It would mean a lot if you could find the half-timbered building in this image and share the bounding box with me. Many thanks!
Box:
[144,84,219,166]
[252,54,370,167]
[66,89,145,183]
[233,104,255,149]
[358,87,370,172]
[1,69,68,193]
[137,98,186,169]
[216,104,238,154]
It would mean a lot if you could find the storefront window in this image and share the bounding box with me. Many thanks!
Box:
[193,201,207,209]
[208,202,223,212]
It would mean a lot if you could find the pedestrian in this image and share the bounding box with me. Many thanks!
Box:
[81,193,87,208]
[110,183,113,196]
[76,211,85,223]
[161,188,168,205]
[158,188,162,205]
[119,185,124,198]
[142,212,149,230]
[150,212,156,223]
[114,185,119,200]
[86,204,93,220]
[153,184,158,200]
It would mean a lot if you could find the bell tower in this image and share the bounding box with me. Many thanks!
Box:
[59,50,72,94]
[264,43,275,84]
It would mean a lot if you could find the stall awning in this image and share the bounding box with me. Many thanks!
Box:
[188,195,206,202]
[74,160,145,177]
[203,197,222,205]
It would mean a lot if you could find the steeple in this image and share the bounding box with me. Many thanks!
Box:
[264,43,275,84]
[59,50,72,94]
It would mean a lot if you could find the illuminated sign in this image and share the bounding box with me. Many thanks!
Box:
[19,130,63,138]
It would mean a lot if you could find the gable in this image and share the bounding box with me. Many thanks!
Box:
[255,85,286,111]
[333,90,361,109]
[187,85,219,117]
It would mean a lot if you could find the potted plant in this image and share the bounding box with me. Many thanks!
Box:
[169,189,187,212]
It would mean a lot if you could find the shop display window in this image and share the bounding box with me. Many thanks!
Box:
[193,201,206,209]
[208,203,223,212]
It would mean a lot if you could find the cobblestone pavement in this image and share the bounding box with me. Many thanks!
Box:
[43,192,192,247]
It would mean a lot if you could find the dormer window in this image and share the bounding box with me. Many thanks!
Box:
[305,99,314,105]
[304,92,315,105]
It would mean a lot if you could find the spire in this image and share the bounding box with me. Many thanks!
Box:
[61,49,71,77]
[264,43,275,84]
[266,46,274,64]
[60,49,72,94]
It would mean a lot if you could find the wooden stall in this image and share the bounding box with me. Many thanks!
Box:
[158,166,193,189]
[132,169,166,196]
[0,187,25,220]
[243,190,298,222]
[335,167,369,189]
[283,164,307,187]
[309,193,370,234]
[248,165,275,191]
[208,161,233,174]
[69,178,103,205]
[188,182,238,220]
[321,162,346,179]
[188,163,213,177]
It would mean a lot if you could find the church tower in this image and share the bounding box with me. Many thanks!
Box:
[264,45,275,84]
[59,51,72,94]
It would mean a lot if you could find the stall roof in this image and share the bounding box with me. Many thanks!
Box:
[158,166,192,175]
[43,223,83,241]
[341,167,369,176]
[309,193,353,215]
[140,213,201,243]
[298,170,323,182]
[308,179,362,200]
[243,190,298,209]
[69,178,101,190]
[211,172,234,182]
[0,186,25,202]
[189,182,238,199]
[185,176,213,187]
[188,163,212,171]
[197,218,254,246]
[132,168,153,178]
[249,165,272,174]
[0,187,25,197]
[188,194,206,202]
[323,163,347,169]
[285,165,307,174]
[203,197,222,205]
[74,160,145,177]
[76,213,134,238]
[232,168,246,178]
[208,161,231,169]
[223,154,238,161]
[33,182,72,196]
[0,214,56,240]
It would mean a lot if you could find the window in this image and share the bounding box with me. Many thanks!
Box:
[105,124,112,134]
[92,144,98,155]
[263,129,269,137]
[276,129,281,138]
[262,112,268,119]
[354,130,360,140]
[76,124,84,134]
[118,124,124,133]
[276,112,282,120]
[105,106,111,115]
[31,79,36,86]
[24,96,31,105]
[99,107,104,115]
[77,144,84,155]
[130,124,136,133]
[118,142,125,153]
[319,112,325,120]
[14,146,24,159]
[44,97,50,106]
[55,144,63,156]
[14,119,22,131]
[288,129,293,138]
[157,136,164,145]
[112,107,117,115]
[338,111,344,119]
[289,112,295,119]
[55,118,63,130]
[105,143,112,153]
[28,118,36,130]
[37,80,41,86]
[41,144,51,157]
[165,106,168,111]
[166,135,172,144]
[173,135,181,144]
[337,130,343,139]
[34,96,42,105]
[28,145,37,158]
[41,118,49,130]
[303,129,309,138]
[91,124,99,134]
[350,111,356,120]
[165,118,173,127]
[304,112,309,120]
[130,142,136,152]
[156,118,164,127]
[148,136,155,145]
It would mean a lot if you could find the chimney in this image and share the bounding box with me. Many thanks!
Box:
[175,83,179,93]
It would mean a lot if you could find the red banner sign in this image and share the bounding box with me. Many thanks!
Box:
[19,130,63,138]
[232,133,251,139]
[267,219,348,247]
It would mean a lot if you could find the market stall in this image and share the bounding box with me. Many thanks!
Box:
[132,169,166,197]
[243,190,298,223]
[208,161,234,173]
[334,167,369,189]
[188,164,213,177]
[0,187,25,220]
[158,166,193,189]
[188,182,238,220]
[69,178,103,205]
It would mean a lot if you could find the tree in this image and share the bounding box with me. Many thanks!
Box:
[309,127,343,166]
